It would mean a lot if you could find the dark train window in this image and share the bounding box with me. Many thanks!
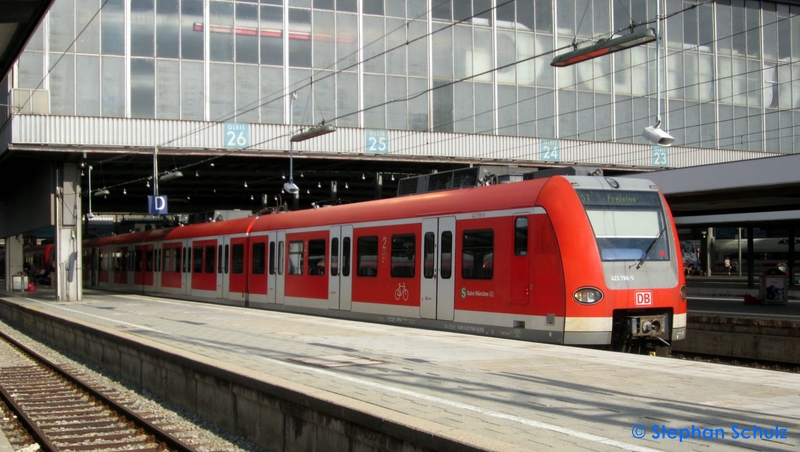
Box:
[268,241,275,275]
[288,241,304,275]
[163,248,171,273]
[205,245,215,273]
[193,247,202,272]
[232,243,244,274]
[441,231,452,279]
[146,249,153,271]
[175,247,182,273]
[423,232,435,279]
[184,247,189,272]
[462,229,493,280]
[218,245,223,274]
[224,244,230,274]
[252,242,266,274]
[331,238,339,276]
[278,241,284,275]
[342,237,351,277]
[357,236,378,277]
[308,239,326,276]
[135,250,143,271]
[515,217,528,256]
[391,234,415,278]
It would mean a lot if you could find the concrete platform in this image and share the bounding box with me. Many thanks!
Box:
[1,289,800,451]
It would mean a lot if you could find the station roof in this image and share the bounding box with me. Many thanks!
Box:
[638,154,800,228]
[0,0,53,78]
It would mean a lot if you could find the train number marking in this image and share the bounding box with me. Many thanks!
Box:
[635,291,653,306]
[611,275,634,281]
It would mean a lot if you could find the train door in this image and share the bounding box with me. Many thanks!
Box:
[181,240,192,295]
[420,217,456,320]
[152,244,161,292]
[219,237,230,299]
[510,214,532,306]
[328,225,353,310]
[90,248,99,286]
[266,231,278,303]
[226,236,250,302]
[275,231,286,304]
[134,244,155,290]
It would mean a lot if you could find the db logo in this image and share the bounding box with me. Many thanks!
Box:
[635,291,653,306]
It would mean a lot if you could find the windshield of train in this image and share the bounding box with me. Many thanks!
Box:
[577,190,670,263]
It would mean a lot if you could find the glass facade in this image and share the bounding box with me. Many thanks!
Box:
[12,0,800,153]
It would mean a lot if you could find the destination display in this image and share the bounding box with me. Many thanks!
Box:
[576,190,662,207]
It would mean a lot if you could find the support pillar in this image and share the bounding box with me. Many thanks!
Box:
[4,234,24,290]
[54,163,82,301]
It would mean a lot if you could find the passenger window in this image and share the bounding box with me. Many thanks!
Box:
[135,250,143,272]
[193,247,203,273]
[342,237,351,277]
[204,245,215,273]
[391,234,416,278]
[441,231,452,279]
[278,241,284,275]
[462,229,493,280]
[232,244,244,274]
[268,242,275,275]
[218,245,223,274]
[515,217,528,256]
[252,242,266,274]
[224,244,230,274]
[357,236,378,277]
[288,241,304,275]
[308,239,326,276]
[331,238,339,277]
[423,232,435,279]
[146,249,153,271]
[163,248,171,273]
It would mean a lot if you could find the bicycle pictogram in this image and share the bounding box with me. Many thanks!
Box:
[395,282,409,301]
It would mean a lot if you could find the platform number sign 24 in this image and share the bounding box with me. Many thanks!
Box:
[652,145,669,167]
[541,139,560,161]
[224,123,250,149]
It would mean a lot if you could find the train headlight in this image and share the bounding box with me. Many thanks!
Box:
[573,287,604,305]
[680,285,687,301]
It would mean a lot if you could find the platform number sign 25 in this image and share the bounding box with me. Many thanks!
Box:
[541,139,560,161]
[651,145,669,167]
[366,130,389,154]
[224,123,250,149]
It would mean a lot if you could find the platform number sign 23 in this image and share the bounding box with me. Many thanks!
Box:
[541,139,560,161]
[224,123,250,149]
[652,145,669,167]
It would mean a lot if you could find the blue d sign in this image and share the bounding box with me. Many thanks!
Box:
[148,196,168,214]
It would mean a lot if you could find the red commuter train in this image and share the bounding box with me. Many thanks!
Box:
[82,175,686,351]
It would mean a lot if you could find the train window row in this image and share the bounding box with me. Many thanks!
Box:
[94,219,528,282]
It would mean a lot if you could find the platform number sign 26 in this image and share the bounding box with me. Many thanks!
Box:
[541,139,560,161]
[652,145,669,167]
[224,123,250,149]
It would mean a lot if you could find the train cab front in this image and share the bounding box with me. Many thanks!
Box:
[563,176,687,354]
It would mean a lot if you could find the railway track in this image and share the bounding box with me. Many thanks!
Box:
[0,330,204,452]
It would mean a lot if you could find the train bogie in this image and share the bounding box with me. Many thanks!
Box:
[82,175,686,351]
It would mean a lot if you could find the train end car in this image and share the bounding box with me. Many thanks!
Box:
[538,176,686,352]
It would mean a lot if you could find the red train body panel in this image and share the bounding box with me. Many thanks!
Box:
[82,176,687,349]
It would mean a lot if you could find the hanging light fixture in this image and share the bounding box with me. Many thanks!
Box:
[123,188,127,195]
[244,181,248,188]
